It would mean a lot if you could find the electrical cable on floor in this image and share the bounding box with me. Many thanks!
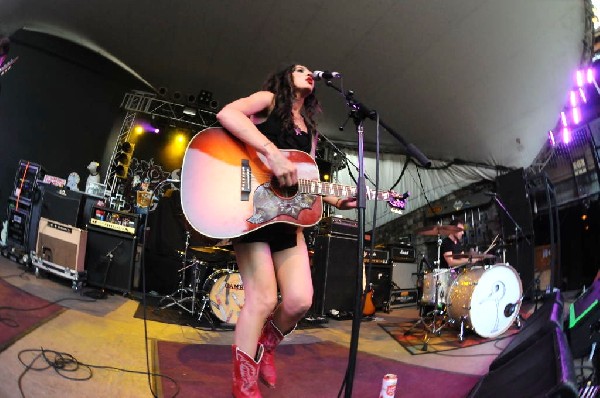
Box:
[16,347,180,398]
[0,296,97,328]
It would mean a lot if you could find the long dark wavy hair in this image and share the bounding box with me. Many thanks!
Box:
[261,64,321,136]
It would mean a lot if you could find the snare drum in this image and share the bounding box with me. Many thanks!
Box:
[202,269,245,324]
[421,268,455,305]
[447,264,522,338]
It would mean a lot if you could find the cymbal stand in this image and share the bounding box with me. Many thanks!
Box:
[159,232,206,317]
[404,266,449,351]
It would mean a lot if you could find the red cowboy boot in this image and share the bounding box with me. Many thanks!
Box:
[232,344,263,398]
[258,315,293,388]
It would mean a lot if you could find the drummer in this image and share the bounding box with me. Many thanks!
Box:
[439,219,466,269]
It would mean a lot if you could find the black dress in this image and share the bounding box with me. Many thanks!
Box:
[234,111,314,253]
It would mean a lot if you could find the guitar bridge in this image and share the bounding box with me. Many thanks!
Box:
[240,159,251,201]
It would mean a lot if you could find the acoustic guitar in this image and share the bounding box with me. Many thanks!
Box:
[180,128,408,239]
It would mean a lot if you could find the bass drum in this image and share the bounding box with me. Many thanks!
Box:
[202,269,245,324]
[447,264,522,338]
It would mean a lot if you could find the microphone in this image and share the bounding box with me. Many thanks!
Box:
[312,70,342,80]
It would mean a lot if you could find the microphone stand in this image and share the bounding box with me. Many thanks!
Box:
[323,81,430,398]
[490,193,535,303]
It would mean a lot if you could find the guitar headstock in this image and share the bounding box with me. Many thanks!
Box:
[388,191,409,215]
[0,56,18,77]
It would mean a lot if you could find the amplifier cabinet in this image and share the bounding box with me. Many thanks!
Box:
[364,248,389,264]
[389,244,416,263]
[85,226,136,293]
[36,217,87,272]
[318,217,358,237]
[392,261,418,290]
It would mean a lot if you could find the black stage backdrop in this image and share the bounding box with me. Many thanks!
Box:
[0,29,147,217]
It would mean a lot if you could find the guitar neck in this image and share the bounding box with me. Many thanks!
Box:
[297,179,393,201]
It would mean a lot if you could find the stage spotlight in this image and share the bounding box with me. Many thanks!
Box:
[134,125,144,135]
[114,141,135,179]
[183,107,197,116]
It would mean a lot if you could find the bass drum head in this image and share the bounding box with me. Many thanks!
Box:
[467,264,522,338]
[202,269,245,324]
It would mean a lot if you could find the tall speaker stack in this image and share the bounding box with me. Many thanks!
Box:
[311,217,360,317]
[6,160,45,259]
[495,168,535,298]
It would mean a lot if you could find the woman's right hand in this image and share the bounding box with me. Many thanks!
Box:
[264,147,297,187]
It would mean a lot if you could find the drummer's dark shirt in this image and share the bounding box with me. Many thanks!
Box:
[439,237,463,268]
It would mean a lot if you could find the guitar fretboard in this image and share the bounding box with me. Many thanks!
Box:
[297,179,393,201]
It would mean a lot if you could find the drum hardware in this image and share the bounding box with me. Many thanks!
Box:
[158,231,217,329]
[451,252,496,262]
[404,266,454,351]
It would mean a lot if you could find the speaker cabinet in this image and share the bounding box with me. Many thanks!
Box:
[468,325,578,398]
[489,290,563,371]
[85,226,136,293]
[311,234,359,316]
[566,280,600,358]
[392,261,418,290]
[365,263,392,310]
[36,217,87,272]
[40,185,85,227]
[496,168,535,297]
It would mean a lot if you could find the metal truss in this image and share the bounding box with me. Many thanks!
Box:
[121,91,218,128]
[104,110,136,194]
[104,91,218,196]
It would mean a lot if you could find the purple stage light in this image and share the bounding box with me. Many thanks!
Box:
[548,130,556,147]
[572,107,581,125]
[576,70,584,88]
[587,67,594,84]
[570,90,578,107]
[562,127,571,144]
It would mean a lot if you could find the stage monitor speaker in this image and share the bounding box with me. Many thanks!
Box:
[468,325,578,398]
[392,261,418,290]
[365,262,392,310]
[85,226,136,293]
[36,217,87,271]
[311,234,359,316]
[489,290,563,371]
[566,279,600,358]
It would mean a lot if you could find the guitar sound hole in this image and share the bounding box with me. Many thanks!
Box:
[270,177,299,199]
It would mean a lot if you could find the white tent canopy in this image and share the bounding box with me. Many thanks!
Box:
[0,0,588,219]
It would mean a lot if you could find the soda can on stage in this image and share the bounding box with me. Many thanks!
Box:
[379,373,397,397]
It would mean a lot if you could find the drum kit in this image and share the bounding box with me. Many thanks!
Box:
[158,232,244,327]
[407,223,523,349]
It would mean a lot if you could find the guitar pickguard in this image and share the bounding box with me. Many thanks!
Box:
[247,183,316,224]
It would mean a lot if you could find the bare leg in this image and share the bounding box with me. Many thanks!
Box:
[271,230,313,332]
[233,241,279,359]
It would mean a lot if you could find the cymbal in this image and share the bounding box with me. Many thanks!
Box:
[416,224,463,236]
[452,252,496,260]
[190,246,232,254]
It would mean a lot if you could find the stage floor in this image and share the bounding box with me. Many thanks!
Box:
[0,254,578,397]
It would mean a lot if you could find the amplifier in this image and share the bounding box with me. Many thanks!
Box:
[319,216,358,237]
[89,206,139,235]
[364,248,389,264]
[36,217,87,272]
[389,244,416,263]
